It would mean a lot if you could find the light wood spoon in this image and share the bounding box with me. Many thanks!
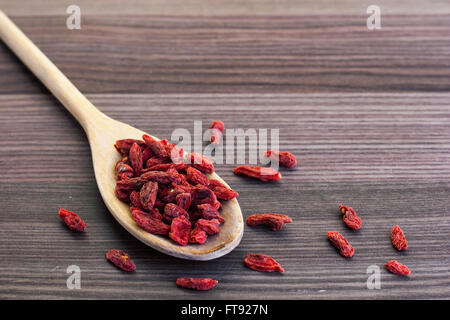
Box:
[0,10,243,260]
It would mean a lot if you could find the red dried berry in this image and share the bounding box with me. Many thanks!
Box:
[192,185,218,206]
[391,225,408,251]
[189,153,214,174]
[169,216,191,246]
[140,170,183,185]
[129,191,143,209]
[246,213,292,231]
[58,208,86,232]
[131,209,170,235]
[208,179,239,200]
[189,227,208,244]
[145,156,169,168]
[116,177,145,192]
[141,147,153,163]
[327,231,354,258]
[233,165,281,182]
[209,120,225,145]
[115,157,134,180]
[197,204,225,223]
[167,143,185,164]
[176,278,218,291]
[106,249,136,272]
[339,204,362,230]
[385,260,410,276]
[163,203,190,223]
[196,219,220,235]
[142,134,168,158]
[129,142,144,176]
[244,253,284,272]
[186,166,209,186]
[114,139,145,155]
[148,208,163,220]
[115,184,131,202]
[264,150,297,168]
[142,162,185,173]
[175,192,192,211]
[139,181,158,211]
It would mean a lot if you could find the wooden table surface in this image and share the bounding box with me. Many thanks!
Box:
[0,1,449,300]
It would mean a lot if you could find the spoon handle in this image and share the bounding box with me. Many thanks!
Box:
[0,10,102,131]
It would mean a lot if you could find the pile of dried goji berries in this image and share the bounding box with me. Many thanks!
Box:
[113,134,238,246]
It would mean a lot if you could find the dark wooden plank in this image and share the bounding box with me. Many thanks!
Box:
[0,14,449,94]
[1,0,449,16]
[0,93,448,299]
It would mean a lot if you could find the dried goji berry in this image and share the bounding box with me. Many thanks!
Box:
[129,142,144,176]
[197,204,225,223]
[189,209,203,221]
[244,253,284,272]
[139,181,158,210]
[338,204,362,230]
[148,208,163,220]
[209,120,225,145]
[114,139,145,155]
[169,215,191,246]
[115,157,134,180]
[106,249,136,272]
[58,208,86,232]
[142,162,185,173]
[385,260,410,276]
[163,203,189,223]
[233,165,281,182]
[116,177,145,192]
[391,225,408,251]
[142,134,168,158]
[145,156,169,168]
[208,179,239,200]
[189,153,214,174]
[115,184,131,202]
[140,170,183,185]
[176,278,218,291]
[195,219,220,235]
[166,143,185,164]
[186,166,209,186]
[191,185,218,206]
[141,146,153,163]
[189,227,207,244]
[327,231,354,257]
[129,191,143,209]
[246,213,292,231]
[131,209,170,235]
[264,150,297,168]
[176,192,192,211]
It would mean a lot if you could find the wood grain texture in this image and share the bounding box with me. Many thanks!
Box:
[1,0,450,16]
[0,14,449,94]
[0,1,449,299]
[0,93,449,299]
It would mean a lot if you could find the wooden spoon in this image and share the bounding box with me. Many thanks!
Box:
[0,10,243,260]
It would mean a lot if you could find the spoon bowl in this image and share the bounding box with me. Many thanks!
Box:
[0,10,244,260]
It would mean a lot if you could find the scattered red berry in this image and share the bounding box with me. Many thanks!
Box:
[385,260,410,276]
[106,249,136,272]
[58,208,86,232]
